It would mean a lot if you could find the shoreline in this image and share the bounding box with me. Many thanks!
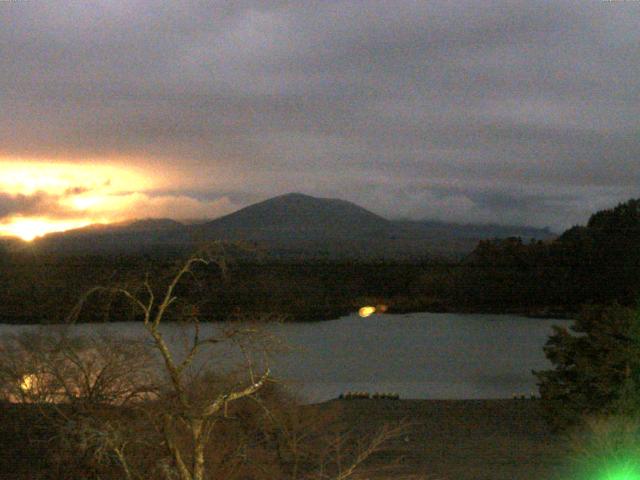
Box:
[0,305,575,325]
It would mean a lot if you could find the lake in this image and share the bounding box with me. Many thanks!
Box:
[0,312,572,403]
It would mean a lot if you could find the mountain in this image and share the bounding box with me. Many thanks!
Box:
[37,218,190,254]
[191,192,391,240]
[33,193,554,258]
[187,193,554,258]
[187,192,405,258]
[49,218,185,236]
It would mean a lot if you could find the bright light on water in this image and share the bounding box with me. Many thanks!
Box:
[358,306,376,317]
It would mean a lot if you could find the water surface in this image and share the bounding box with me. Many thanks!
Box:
[0,312,572,403]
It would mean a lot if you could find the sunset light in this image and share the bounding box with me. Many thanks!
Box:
[19,374,36,393]
[0,160,157,239]
[0,217,94,241]
[3,2,640,478]
[0,160,153,196]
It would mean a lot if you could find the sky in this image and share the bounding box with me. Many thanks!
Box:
[1,0,639,240]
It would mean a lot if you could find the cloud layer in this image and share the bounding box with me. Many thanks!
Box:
[2,1,639,231]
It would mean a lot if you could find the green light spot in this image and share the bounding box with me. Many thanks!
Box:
[598,459,640,480]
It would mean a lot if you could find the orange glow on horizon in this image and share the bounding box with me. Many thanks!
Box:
[0,160,154,196]
[0,158,160,239]
[0,217,95,241]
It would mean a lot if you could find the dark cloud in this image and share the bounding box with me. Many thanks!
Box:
[0,187,97,221]
[1,1,639,230]
[0,192,61,220]
[64,186,91,196]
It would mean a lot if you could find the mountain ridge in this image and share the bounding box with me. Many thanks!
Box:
[32,193,554,258]
[190,192,392,241]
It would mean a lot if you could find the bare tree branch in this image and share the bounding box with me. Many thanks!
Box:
[203,368,271,418]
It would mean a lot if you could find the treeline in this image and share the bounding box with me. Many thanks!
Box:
[0,249,439,323]
[1,198,639,323]
[438,198,640,316]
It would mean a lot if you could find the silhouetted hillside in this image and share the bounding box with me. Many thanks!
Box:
[32,193,554,258]
[37,218,190,254]
[6,198,639,324]
[191,192,392,240]
[437,198,640,314]
[48,218,185,237]
[187,193,554,258]
[392,220,554,243]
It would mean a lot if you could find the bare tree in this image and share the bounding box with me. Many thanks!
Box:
[0,327,162,479]
[62,245,274,480]
[0,328,157,406]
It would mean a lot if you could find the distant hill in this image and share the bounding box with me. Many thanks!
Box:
[48,218,185,236]
[394,220,554,242]
[188,193,395,251]
[33,193,554,258]
[193,193,389,237]
[190,193,554,258]
[37,218,190,254]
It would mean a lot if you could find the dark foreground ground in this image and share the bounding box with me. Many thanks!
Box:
[316,398,568,480]
[1,399,568,480]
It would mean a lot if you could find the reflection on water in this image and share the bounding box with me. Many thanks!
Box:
[0,312,571,403]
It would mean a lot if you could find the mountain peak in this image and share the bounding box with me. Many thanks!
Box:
[193,192,390,242]
[274,192,314,200]
[267,192,353,207]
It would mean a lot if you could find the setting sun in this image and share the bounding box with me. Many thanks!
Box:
[0,217,94,241]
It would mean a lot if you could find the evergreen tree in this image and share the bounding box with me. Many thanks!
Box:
[534,304,640,431]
